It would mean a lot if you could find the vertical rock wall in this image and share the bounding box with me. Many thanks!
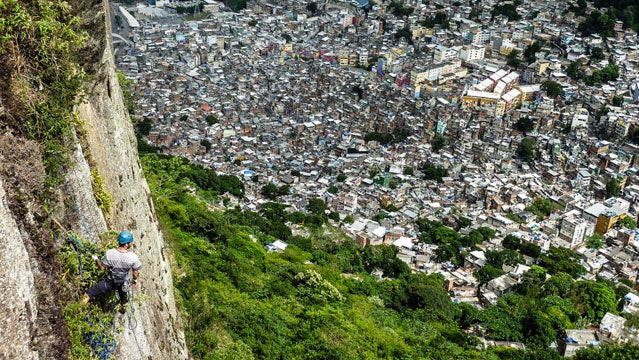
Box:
[0,178,39,360]
[0,0,188,358]
[74,0,189,358]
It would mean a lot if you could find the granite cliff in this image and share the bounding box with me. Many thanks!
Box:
[0,0,188,358]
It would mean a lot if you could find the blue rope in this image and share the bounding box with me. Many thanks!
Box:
[67,234,86,283]
[85,303,118,360]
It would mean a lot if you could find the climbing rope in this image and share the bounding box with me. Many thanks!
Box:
[66,233,87,284]
[127,285,138,331]
[85,301,118,360]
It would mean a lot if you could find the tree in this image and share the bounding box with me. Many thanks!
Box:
[477,227,496,241]
[540,247,586,278]
[606,178,622,197]
[422,163,448,182]
[200,139,212,151]
[136,117,153,136]
[431,135,449,153]
[506,49,521,67]
[306,2,318,13]
[491,3,521,21]
[517,265,547,294]
[569,280,618,323]
[575,344,639,360]
[517,138,537,163]
[485,250,504,268]
[503,234,522,250]
[369,164,381,178]
[261,183,289,200]
[403,166,414,176]
[589,47,605,62]
[519,243,541,258]
[456,216,472,230]
[586,233,605,249]
[544,272,574,296]
[612,95,624,106]
[475,265,505,284]
[567,61,582,80]
[526,197,555,220]
[541,80,562,98]
[523,41,542,63]
[578,10,615,37]
[307,198,327,216]
[586,64,619,85]
[388,2,414,17]
[205,115,219,125]
[287,211,305,224]
[327,186,338,194]
[514,117,535,135]
[394,27,413,44]
[519,242,541,258]
[617,216,637,229]
[336,174,347,182]
[432,225,461,245]
[479,295,526,341]
[502,249,525,266]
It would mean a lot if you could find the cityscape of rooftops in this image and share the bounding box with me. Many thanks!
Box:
[114,0,639,355]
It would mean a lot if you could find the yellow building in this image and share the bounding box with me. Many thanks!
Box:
[412,27,434,40]
[595,211,626,235]
[338,53,350,66]
[499,44,516,56]
[495,101,506,116]
[283,43,293,52]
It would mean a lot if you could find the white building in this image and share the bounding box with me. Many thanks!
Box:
[559,213,593,249]
[433,45,460,63]
[460,44,485,62]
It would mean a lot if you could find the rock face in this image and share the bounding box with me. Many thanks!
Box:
[74,0,189,355]
[0,178,39,360]
[0,0,189,358]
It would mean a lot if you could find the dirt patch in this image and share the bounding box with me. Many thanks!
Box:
[0,133,45,196]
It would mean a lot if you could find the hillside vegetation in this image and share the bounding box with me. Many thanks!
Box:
[139,145,639,359]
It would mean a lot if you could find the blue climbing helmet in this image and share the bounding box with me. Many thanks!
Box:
[118,231,134,245]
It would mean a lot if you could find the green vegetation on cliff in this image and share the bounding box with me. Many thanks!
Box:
[0,0,88,185]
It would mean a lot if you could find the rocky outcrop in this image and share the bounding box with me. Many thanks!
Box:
[0,177,39,360]
[0,0,188,358]
[74,0,188,355]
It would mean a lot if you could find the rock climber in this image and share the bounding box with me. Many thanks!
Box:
[82,231,142,311]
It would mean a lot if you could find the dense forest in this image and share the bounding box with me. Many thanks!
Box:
[137,143,639,359]
[577,0,639,36]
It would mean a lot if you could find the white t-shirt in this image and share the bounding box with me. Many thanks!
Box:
[102,248,142,283]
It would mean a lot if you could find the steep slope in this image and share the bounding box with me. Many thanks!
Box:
[0,0,188,358]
